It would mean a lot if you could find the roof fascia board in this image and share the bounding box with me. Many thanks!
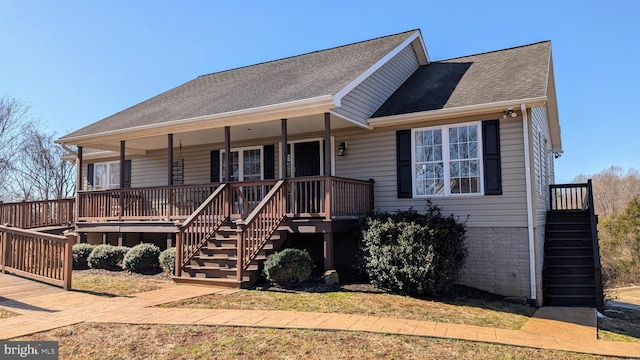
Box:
[57,95,335,145]
[545,52,562,153]
[367,97,548,128]
[328,110,373,130]
[332,31,424,107]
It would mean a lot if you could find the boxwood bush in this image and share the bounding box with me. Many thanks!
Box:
[159,247,176,274]
[123,243,161,273]
[72,243,95,269]
[357,201,467,296]
[87,244,128,270]
[263,248,314,286]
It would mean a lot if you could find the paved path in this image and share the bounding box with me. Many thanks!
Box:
[1,274,639,358]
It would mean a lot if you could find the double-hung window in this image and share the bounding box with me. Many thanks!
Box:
[221,147,263,181]
[93,161,120,190]
[412,122,482,196]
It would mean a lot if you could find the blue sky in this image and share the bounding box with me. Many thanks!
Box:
[1,0,638,183]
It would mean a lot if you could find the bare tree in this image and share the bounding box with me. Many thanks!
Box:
[0,96,33,196]
[573,166,640,216]
[0,96,76,201]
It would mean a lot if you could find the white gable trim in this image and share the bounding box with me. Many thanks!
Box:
[328,110,372,130]
[332,31,426,108]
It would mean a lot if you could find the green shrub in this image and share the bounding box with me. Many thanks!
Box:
[160,247,176,274]
[123,243,161,273]
[87,244,128,270]
[72,243,95,269]
[263,248,314,286]
[357,201,467,296]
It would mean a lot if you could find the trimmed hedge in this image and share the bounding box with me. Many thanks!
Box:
[87,245,128,270]
[263,248,314,286]
[123,243,161,273]
[159,247,176,274]
[72,243,95,269]
[357,201,467,296]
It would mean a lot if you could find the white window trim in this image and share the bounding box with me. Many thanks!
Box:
[220,145,264,181]
[411,122,484,197]
[92,160,120,190]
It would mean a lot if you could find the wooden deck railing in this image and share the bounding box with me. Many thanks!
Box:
[237,180,287,281]
[0,225,75,289]
[77,177,374,223]
[78,184,218,221]
[0,199,75,229]
[175,184,229,276]
[585,179,604,308]
[549,183,588,210]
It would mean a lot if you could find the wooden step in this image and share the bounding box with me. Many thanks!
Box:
[171,276,242,288]
[544,273,595,285]
[545,246,593,257]
[544,294,597,307]
[545,284,596,296]
[544,264,595,276]
[544,255,594,266]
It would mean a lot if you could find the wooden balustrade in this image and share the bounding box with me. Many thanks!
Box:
[0,199,75,229]
[237,180,287,281]
[0,225,75,289]
[175,184,229,276]
[77,177,374,224]
[549,183,588,210]
[78,184,218,221]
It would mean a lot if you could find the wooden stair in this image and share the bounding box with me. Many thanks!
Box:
[543,210,599,307]
[173,222,285,288]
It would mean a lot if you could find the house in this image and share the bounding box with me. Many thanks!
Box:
[55,29,600,307]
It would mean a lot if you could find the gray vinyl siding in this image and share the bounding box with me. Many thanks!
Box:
[334,117,528,228]
[531,106,553,227]
[332,45,419,124]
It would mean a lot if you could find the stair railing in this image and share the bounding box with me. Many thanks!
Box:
[586,179,604,308]
[236,180,287,282]
[175,184,229,276]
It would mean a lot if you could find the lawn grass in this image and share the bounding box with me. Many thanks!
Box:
[15,323,620,360]
[160,287,535,330]
[72,272,170,297]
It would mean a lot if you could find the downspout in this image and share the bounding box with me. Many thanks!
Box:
[521,103,537,305]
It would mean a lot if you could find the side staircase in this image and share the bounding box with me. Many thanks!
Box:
[543,181,603,308]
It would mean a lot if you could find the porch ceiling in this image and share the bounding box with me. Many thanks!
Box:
[84,113,359,153]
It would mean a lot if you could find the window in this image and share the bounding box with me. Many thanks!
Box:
[93,161,120,190]
[412,123,482,196]
[221,147,263,181]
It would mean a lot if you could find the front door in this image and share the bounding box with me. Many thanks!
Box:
[294,141,321,177]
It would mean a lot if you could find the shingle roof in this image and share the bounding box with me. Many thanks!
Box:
[372,41,551,117]
[60,30,418,140]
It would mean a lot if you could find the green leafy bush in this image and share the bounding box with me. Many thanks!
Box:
[263,248,314,286]
[123,243,161,273]
[72,243,95,269]
[357,201,467,296]
[160,247,176,274]
[87,244,128,270]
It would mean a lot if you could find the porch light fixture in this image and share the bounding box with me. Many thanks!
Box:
[503,109,517,119]
[338,141,347,156]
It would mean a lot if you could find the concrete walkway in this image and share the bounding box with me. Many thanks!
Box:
[1,274,639,358]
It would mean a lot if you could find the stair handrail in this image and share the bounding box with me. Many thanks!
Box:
[236,179,287,280]
[175,184,229,275]
[586,179,604,308]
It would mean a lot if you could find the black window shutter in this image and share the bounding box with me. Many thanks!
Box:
[123,160,132,188]
[210,150,220,183]
[87,163,94,189]
[482,120,502,195]
[263,145,275,179]
[396,130,412,198]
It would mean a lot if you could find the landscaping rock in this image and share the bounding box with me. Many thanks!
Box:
[323,270,339,285]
